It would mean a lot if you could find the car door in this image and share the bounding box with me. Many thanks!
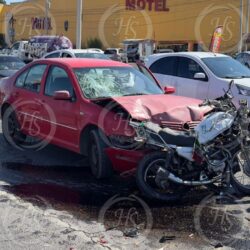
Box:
[40,65,80,150]
[175,57,209,99]
[13,64,48,137]
[148,56,178,89]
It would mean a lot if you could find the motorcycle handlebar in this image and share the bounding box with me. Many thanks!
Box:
[199,99,221,107]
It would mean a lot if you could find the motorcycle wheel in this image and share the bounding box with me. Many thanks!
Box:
[231,149,250,195]
[136,152,186,202]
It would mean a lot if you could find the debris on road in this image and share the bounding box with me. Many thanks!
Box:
[159,235,176,243]
[123,228,139,238]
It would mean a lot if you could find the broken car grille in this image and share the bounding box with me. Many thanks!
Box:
[161,121,200,131]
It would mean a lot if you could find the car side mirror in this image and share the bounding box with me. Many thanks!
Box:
[194,72,207,81]
[164,86,176,94]
[54,90,72,100]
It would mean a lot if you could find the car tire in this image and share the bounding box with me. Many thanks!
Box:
[88,129,113,179]
[2,106,26,146]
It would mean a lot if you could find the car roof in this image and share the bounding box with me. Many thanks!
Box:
[0,55,22,59]
[149,52,229,59]
[239,51,250,54]
[47,49,92,53]
[44,49,104,56]
[38,58,129,68]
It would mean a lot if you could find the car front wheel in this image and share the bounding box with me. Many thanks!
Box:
[88,129,113,179]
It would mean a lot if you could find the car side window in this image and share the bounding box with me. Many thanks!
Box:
[236,53,242,60]
[15,70,29,88]
[62,52,72,58]
[23,64,47,92]
[11,42,20,51]
[177,57,206,80]
[45,66,74,97]
[45,52,60,58]
[149,57,177,76]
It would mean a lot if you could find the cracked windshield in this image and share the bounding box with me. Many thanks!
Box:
[74,67,163,98]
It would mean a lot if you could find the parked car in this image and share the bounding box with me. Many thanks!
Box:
[8,40,29,62]
[0,55,25,78]
[154,48,174,53]
[235,51,250,68]
[104,48,127,62]
[0,58,209,179]
[43,49,110,60]
[146,52,250,104]
[86,48,104,53]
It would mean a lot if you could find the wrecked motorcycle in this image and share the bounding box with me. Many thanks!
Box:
[130,81,250,201]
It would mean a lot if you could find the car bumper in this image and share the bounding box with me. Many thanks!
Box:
[105,147,149,174]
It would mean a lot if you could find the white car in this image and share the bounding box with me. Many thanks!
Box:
[145,52,250,104]
[8,40,29,62]
[235,51,250,68]
[43,49,110,60]
[104,48,127,62]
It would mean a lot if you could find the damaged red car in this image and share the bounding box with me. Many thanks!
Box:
[0,58,208,179]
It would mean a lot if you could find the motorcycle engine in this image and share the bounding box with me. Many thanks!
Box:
[207,160,226,173]
[198,142,227,174]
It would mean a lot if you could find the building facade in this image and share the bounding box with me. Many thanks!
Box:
[0,0,248,53]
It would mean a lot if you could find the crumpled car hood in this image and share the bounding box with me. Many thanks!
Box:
[111,94,211,122]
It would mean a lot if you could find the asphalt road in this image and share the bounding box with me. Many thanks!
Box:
[0,124,249,250]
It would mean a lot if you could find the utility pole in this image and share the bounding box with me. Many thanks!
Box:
[45,0,51,35]
[239,0,244,53]
[246,0,250,50]
[76,0,83,49]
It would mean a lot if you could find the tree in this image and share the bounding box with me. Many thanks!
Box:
[87,38,103,49]
[0,0,6,4]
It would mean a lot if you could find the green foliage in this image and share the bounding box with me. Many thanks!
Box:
[0,34,7,48]
[87,38,103,49]
[0,0,6,4]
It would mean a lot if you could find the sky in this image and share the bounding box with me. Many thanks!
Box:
[5,0,25,4]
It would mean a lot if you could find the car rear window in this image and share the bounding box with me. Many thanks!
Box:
[149,56,177,76]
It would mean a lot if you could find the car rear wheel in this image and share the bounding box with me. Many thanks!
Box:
[88,129,113,179]
[2,106,26,146]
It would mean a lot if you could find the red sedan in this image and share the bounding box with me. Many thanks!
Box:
[0,59,206,179]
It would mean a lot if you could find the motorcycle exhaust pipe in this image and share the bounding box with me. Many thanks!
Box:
[158,168,220,186]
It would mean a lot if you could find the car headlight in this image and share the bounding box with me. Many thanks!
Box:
[237,85,250,96]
